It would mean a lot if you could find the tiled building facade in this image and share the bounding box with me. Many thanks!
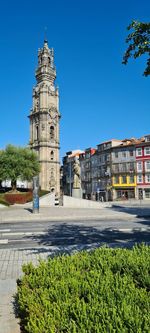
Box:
[136,135,150,200]
[62,135,150,201]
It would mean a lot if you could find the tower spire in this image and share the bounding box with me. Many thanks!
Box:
[36,38,56,83]
[44,26,48,43]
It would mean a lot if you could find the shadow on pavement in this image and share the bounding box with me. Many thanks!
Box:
[110,204,150,218]
[18,222,150,255]
[24,208,33,213]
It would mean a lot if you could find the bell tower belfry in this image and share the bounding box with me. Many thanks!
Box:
[29,40,60,194]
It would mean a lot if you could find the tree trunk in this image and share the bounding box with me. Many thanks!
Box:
[11,180,17,192]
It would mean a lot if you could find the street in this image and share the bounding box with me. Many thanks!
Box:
[0,205,150,333]
[0,218,149,250]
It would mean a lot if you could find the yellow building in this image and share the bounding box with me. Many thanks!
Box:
[111,139,138,200]
[112,174,136,200]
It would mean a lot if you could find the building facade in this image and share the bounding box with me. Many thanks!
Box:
[29,40,60,194]
[111,139,137,200]
[79,148,95,199]
[62,136,150,201]
[91,140,122,201]
[136,135,150,200]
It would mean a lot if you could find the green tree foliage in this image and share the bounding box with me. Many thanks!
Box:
[17,244,150,333]
[0,150,2,187]
[0,145,40,190]
[122,20,150,76]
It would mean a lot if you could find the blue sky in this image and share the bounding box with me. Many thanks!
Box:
[0,0,150,161]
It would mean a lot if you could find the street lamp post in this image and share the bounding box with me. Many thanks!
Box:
[97,179,101,201]
[105,171,110,202]
[69,160,72,196]
[33,175,39,213]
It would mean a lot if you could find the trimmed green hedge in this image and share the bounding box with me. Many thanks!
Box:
[0,197,10,206]
[17,244,150,333]
[39,189,50,197]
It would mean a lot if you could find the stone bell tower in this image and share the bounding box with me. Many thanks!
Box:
[29,40,60,194]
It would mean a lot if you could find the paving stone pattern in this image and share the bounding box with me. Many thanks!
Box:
[0,248,53,333]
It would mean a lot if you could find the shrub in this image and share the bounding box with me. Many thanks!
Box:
[39,189,50,197]
[17,244,150,333]
[0,197,10,206]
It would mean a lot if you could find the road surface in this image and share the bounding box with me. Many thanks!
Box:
[0,218,149,249]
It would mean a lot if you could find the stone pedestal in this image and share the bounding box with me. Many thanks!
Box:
[72,188,82,199]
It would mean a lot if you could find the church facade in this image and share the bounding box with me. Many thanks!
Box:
[28,40,60,194]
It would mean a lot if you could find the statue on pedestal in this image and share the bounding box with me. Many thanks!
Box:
[73,157,81,189]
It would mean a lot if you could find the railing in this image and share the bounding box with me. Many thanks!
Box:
[112,165,135,174]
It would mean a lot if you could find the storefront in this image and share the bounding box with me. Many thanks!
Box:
[114,187,135,200]
[136,186,150,200]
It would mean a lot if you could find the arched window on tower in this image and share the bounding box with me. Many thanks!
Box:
[50,126,54,140]
[50,151,54,160]
[36,126,39,140]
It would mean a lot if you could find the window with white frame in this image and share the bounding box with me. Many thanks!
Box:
[137,175,143,183]
[136,148,142,156]
[137,161,142,172]
[144,147,150,155]
[145,174,150,183]
[145,161,150,171]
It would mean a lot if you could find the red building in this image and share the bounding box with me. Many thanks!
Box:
[136,135,150,199]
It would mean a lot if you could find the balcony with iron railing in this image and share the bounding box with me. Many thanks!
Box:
[112,164,135,174]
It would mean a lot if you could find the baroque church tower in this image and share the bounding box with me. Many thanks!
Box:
[29,40,60,194]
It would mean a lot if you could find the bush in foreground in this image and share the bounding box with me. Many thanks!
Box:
[17,244,150,333]
[0,197,10,206]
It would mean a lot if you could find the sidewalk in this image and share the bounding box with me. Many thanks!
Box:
[0,246,58,333]
[0,203,140,223]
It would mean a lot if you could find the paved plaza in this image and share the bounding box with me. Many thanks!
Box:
[0,202,149,333]
[0,246,56,333]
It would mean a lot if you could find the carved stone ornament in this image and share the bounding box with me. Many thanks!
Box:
[50,106,57,120]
